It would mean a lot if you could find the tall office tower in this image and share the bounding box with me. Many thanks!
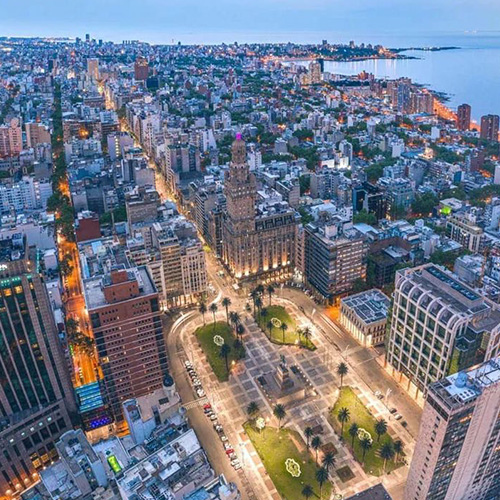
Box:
[222,135,298,280]
[386,264,500,399]
[404,357,500,500]
[308,60,322,84]
[86,58,99,80]
[0,118,23,158]
[134,57,149,81]
[83,267,168,422]
[480,114,500,142]
[457,103,472,131]
[25,122,51,149]
[0,236,77,497]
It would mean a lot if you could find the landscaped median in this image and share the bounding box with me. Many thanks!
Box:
[330,386,404,476]
[195,321,245,382]
[244,423,332,500]
[255,305,316,350]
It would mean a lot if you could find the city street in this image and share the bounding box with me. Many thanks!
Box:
[163,250,418,499]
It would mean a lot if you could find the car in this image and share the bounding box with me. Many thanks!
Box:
[214,425,224,433]
[389,407,397,414]
[203,403,211,410]
[374,390,383,399]
[197,390,206,398]
[223,442,232,450]
[220,435,228,442]
[231,459,240,467]
[225,448,234,455]
[394,413,403,420]
[234,464,242,471]
[228,452,237,460]
[402,421,408,428]
[184,361,192,368]
[204,408,212,414]
[209,413,217,420]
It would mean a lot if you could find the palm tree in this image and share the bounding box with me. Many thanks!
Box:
[322,451,335,474]
[256,284,265,295]
[304,426,314,448]
[337,407,350,438]
[222,297,231,323]
[246,401,260,421]
[302,326,312,346]
[199,302,207,324]
[236,323,245,340]
[219,343,231,373]
[260,307,268,323]
[209,303,218,330]
[267,284,275,305]
[301,484,313,500]
[359,437,372,465]
[280,322,288,344]
[315,467,329,499]
[229,311,240,332]
[348,422,359,448]
[250,289,259,316]
[255,296,263,318]
[380,443,395,473]
[375,419,388,443]
[336,362,348,388]
[311,435,322,465]
[273,404,286,430]
[393,440,404,463]
[266,320,273,340]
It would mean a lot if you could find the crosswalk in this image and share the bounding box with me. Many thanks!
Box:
[181,397,208,410]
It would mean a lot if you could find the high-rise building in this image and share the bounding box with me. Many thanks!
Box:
[480,114,500,142]
[404,357,500,500]
[222,135,298,280]
[386,264,500,399]
[0,118,23,158]
[446,215,484,253]
[0,235,77,497]
[457,103,472,131]
[308,60,322,84]
[83,267,168,422]
[134,57,149,81]
[25,122,51,149]
[86,58,99,80]
[304,221,367,302]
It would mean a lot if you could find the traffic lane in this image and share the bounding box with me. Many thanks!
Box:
[163,315,247,496]
[283,288,422,437]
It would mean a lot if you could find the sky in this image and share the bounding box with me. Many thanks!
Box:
[1,0,500,45]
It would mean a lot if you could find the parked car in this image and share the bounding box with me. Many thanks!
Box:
[220,435,228,442]
[234,464,242,471]
[394,413,403,421]
[374,390,383,399]
[389,407,397,414]
[225,448,234,455]
[223,443,232,450]
[231,459,240,467]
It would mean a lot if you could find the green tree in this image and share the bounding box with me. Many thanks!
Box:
[380,443,395,473]
[280,322,288,344]
[266,284,275,306]
[304,426,314,449]
[209,303,218,330]
[246,401,260,421]
[394,440,404,463]
[301,484,314,499]
[336,362,349,388]
[199,302,207,324]
[349,422,359,448]
[353,209,377,225]
[322,450,336,473]
[315,467,329,500]
[359,436,372,464]
[375,419,388,442]
[273,404,286,430]
[219,343,231,374]
[337,407,350,437]
[311,435,322,464]
[222,297,231,323]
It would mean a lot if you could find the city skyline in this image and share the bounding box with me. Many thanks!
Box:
[2,1,500,43]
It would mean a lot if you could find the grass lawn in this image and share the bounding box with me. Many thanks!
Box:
[255,305,315,350]
[244,423,332,500]
[195,322,245,382]
[331,386,402,476]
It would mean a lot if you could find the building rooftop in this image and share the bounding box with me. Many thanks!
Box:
[345,483,393,500]
[83,266,156,310]
[431,356,500,410]
[342,289,391,325]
